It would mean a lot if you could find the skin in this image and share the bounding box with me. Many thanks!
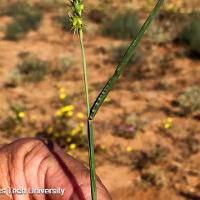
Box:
[0,138,112,200]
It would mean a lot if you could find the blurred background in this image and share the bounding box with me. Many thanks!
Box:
[0,0,200,199]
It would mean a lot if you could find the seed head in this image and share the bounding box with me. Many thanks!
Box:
[68,0,84,33]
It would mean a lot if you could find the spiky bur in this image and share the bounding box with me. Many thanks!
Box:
[68,0,84,33]
[68,1,97,200]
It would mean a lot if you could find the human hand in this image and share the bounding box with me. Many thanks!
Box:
[0,138,111,200]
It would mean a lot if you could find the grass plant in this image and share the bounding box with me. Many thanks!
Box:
[68,0,165,199]
[179,16,200,57]
[17,57,49,82]
[103,9,140,39]
[5,2,43,40]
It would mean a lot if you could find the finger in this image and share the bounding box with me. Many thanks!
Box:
[46,141,112,200]
[0,138,111,200]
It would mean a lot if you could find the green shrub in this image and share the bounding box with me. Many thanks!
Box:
[88,8,107,23]
[132,145,168,170]
[17,58,49,82]
[35,0,65,11]
[5,21,24,40]
[5,3,43,40]
[0,116,16,132]
[5,69,22,87]
[53,15,71,31]
[114,113,145,139]
[103,10,140,39]
[6,2,31,17]
[110,44,141,65]
[0,102,26,132]
[179,17,200,56]
[178,86,200,115]
[51,57,76,77]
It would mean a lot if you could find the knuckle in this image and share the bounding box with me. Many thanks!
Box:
[13,138,46,154]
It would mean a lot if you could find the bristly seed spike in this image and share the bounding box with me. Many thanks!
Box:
[68,0,84,33]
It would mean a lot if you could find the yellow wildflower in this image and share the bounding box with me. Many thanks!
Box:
[59,87,66,93]
[66,111,73,117]
[164,123,171,129]
[167,118,173,123]
[47,127,54,133]
[69,143,77,150]
[61,105,74,113]
[59,93,67,100]
[18,112,26,119]
[66,137,72,143]
[55,110,63,117]
[100,145,107,151]
[79,122,84,128]
[126,146,133,153]
[163,117,173,129]
[105,97,111,103]
[71,126,81,136]
[77,112,84,119]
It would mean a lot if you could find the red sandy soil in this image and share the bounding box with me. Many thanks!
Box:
[0,1,200,199]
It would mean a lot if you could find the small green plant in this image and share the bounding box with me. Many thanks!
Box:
[179,17,200,56]
[6,2,31,17]
[35,0,65,11]
[5,21,24,40]
[5,69,22,87]
[88,7,107,23]
[139,170,166,188]
[51,57,76,77]
[10,103,26,123]
[0,116,17,132]
[17,57,49,82]
[53,15,71,31]
[114,113,146,139]
[0,103,26,133]
[68,0,164,199]
[109,44,141,65]
[102,9,140,39]
[178,86,200,115]
[132,145,168,170]
[5,2,43,40]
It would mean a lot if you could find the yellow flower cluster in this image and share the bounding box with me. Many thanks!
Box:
[59,87,67,100]
[77,112,84,119]
[163,118,173,129]
[18,112,26,119]
[71,123,84,136]
[56,105,74,118]
[69,143,77,150]
[126,146,133,153]
[100,145,107,151]
[47,126,54,133]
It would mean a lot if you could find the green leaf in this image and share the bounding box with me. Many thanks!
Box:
[89,0,165,120]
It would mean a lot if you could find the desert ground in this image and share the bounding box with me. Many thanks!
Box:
[0,0,200,199]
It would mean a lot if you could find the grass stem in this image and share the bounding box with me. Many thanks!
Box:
[79,29,97,200]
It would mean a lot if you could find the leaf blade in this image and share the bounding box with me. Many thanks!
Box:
[89,0,165,120]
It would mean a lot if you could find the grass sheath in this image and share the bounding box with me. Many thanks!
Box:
[89,0,165,120]
[79,29,97,200]
[88,119,97,199]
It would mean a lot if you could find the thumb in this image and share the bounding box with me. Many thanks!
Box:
[45,140,112,200]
